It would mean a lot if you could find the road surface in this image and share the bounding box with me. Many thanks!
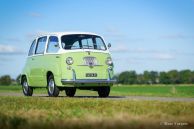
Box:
[0,92,194,102]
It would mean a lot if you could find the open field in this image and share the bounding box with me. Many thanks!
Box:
[0,96,194,129]
[0,85,194,129]
[0,84,194,97]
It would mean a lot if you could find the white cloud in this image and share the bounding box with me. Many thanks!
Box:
[0,44,24,54]
[153,53,175,60]
[25,30,49,40]
[110,45,129,52]
[5,37,21,42]
[103,27,127,38]
[129,48,155,53]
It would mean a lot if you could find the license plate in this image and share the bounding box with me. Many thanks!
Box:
[86,73,97,77]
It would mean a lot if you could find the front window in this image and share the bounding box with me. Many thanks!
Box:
[47,36,59,53]
[61,34,107,50]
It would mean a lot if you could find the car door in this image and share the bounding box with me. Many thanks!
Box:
[26,39,37,86]
[44,36,61,85]
[30,36,47,87]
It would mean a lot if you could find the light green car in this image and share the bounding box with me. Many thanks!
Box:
[21,32,116,97]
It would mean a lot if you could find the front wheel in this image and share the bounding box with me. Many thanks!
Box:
[22,76,33,96]
[47,75,59,97]
[98,87,110,97]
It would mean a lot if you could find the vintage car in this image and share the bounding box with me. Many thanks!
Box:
[21,32,115,97]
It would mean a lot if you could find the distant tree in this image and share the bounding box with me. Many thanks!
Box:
[179,70,192,84]
[128,71,137,84]
[142,71,158,84]
[167,70,180,84]
[0,75,12,85]
[159,72,170,84]
[118,71,137,84]
[16,75,21,85]
[137,74,145,84]
[191,71,194,84]
[150,71,159,84]
[143,71,150,84]
[118,71,130,84]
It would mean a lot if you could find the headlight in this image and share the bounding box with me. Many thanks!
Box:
[106,57,113,65]
[66,57,73,65]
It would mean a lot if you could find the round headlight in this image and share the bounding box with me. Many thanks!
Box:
[66,57,73,65]
[106,57,113,65]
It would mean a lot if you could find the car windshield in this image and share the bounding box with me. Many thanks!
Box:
[61,34,107,50]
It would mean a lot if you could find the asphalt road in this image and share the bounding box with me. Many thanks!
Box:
[0,92,194,102]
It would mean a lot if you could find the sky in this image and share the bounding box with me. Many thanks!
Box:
[0,0,194,78]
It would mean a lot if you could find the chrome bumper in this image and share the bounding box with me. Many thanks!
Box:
[61,79,116,84]
[61,68,116,85]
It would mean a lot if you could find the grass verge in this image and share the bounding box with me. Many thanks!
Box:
[0,96,194,129]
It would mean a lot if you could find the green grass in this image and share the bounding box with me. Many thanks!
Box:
[0,84,194,97]
[111,85,194,97]
[0,96,194,129]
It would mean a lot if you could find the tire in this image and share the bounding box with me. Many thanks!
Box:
[98,86,110,97]
[22,76,33,96]
[65,88,76,97]
[47,74,59,97]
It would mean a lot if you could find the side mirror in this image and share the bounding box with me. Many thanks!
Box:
[108,43,111,48]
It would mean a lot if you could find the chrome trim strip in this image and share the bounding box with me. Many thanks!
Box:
[61,79,116,84]
[72,69,76,81]
[77,65,103,66]
[107,68,111,81]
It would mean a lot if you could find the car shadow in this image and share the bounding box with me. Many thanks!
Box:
[36,95,126,99]
[72,96,126,99]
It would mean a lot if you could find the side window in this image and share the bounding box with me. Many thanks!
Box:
[47,36,59,53]
[95,37,106,50]
[28,40,36,56]
[35,37,47,54]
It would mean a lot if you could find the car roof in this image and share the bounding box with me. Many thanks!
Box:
[37,31,100,37]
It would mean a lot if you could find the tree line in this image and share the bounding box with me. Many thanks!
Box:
[114,69,194,84]
[0,69,194,85]
[0,75,20,86]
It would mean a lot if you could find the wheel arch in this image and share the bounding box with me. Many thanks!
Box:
[46,71,54,83]
[20,74,27,84]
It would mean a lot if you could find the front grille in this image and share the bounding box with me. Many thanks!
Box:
[83,57,98,66]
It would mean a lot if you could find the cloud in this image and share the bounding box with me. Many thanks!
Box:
[103,27,127,38]
[153,53,175,60]
[5,37,21,42]
[0,44,24,55]
[110,47,162,54]
[25,30,49,40]
[29,12,42,18]
[110,45,129,52]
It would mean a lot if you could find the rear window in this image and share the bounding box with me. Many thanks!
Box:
[28,40,36,56]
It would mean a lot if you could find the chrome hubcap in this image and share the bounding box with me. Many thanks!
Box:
[23,80,28,94]
[48,79,55,94]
